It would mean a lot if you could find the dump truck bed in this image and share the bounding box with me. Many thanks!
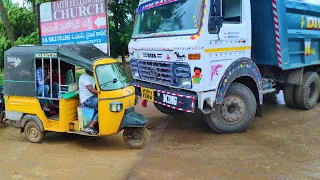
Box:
[251,0,320,70]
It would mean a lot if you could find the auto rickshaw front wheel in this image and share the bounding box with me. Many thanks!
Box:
[123,127,150,149]
[24,121,45,143]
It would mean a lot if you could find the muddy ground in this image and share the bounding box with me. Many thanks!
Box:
[1,93,320,180]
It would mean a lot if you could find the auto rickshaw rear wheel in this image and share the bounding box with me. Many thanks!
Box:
[24,121,45,143]
[123,127,150,149]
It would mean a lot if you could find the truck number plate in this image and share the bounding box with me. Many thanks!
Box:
[141,87,154,102]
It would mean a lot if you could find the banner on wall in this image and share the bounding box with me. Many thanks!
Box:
[38,0,109,54]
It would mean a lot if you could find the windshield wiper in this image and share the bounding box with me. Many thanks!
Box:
[100,78,118,89]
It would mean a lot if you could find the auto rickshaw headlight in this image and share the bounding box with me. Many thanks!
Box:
[110,102,123,112]
[133,70,140,78]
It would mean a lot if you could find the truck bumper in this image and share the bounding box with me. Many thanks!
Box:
[133,81,197,113]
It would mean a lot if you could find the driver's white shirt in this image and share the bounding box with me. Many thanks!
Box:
[79,73,96,104]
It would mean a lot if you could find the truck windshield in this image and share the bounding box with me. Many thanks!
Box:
[133,0,203,38]
[96,63,131,91]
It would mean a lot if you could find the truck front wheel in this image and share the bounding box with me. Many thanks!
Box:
[205,83,257,134]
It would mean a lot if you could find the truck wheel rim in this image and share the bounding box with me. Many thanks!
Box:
[218,95,247,125]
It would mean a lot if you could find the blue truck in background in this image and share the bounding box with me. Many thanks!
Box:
[252,0,320,108]
[129,0,320,133]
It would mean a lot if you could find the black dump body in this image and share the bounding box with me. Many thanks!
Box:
[3,44,108,97]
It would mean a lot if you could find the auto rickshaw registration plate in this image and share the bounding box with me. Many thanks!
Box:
[141,87,154,102]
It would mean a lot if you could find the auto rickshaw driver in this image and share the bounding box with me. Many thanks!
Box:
[79,69,99,135]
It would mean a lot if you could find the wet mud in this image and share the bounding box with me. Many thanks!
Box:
[1,93,320,179]
[128,92,320,180]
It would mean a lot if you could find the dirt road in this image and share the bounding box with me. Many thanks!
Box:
[1,93,320,179]
[0,105,166,180]
[128,93,320,180]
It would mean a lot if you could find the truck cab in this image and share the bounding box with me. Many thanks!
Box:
[129,0,320,133]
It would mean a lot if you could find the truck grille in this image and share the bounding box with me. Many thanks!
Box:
[131,59,191,88]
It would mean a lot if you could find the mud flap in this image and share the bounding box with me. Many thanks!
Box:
[120,108,148,130]
[256,104,263,117]
[20,115,44,133]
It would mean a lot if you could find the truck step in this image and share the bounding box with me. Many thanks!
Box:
[263,88,276,94]
[201,107,215,115]
[262,78,276,94]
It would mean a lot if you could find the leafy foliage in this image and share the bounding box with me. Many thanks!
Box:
[0,5,40,67]
[0,36,10,67]
[4,7,38,39]
[109,0,139,59]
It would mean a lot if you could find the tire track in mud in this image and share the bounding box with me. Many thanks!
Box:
[125,114,172,180]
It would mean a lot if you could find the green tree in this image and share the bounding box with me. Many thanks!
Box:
[0,0,15,46]
[3,0,14,8]
[0,5,40,67]
[24,0,51,11]
[108,0,139,71]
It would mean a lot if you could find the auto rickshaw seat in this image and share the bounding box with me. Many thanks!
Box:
[61,91,79,100]
[60,83,79,100]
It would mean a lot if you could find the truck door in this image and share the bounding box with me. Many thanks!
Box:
[208,0,251,60]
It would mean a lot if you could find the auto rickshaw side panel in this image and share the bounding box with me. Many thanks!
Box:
[59,97,79,131]
[4,96,57,131]
[5,95,81,132]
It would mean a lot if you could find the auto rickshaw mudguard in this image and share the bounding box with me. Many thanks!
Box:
[119,107,148,130]
[20,115,44,133]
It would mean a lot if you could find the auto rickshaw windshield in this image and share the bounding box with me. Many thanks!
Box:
[96,63,131,91]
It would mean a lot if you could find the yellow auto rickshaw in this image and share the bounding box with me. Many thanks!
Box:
[2,45,150,149]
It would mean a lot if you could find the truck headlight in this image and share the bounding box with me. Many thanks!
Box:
[177,78,192,88]
[133,70,140,78]
[110,102,123,112]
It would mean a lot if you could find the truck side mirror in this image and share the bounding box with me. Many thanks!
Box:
[209,16,223,34]
[209,0,223,34]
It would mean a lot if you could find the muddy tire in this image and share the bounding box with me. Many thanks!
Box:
[0,111,5,127]
[295,72,320,110]
[123,127,150,149]
[154,103,181,115]
[205,83,257,134]
[283,85,296,107]
[24,121,45,143]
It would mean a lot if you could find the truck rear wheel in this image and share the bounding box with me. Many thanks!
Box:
[205,83,257,134]
[295,72,320,110]
[283,85,296,107]
[154,103,181,115]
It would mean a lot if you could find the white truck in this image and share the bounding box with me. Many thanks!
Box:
[128,0,320,133]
